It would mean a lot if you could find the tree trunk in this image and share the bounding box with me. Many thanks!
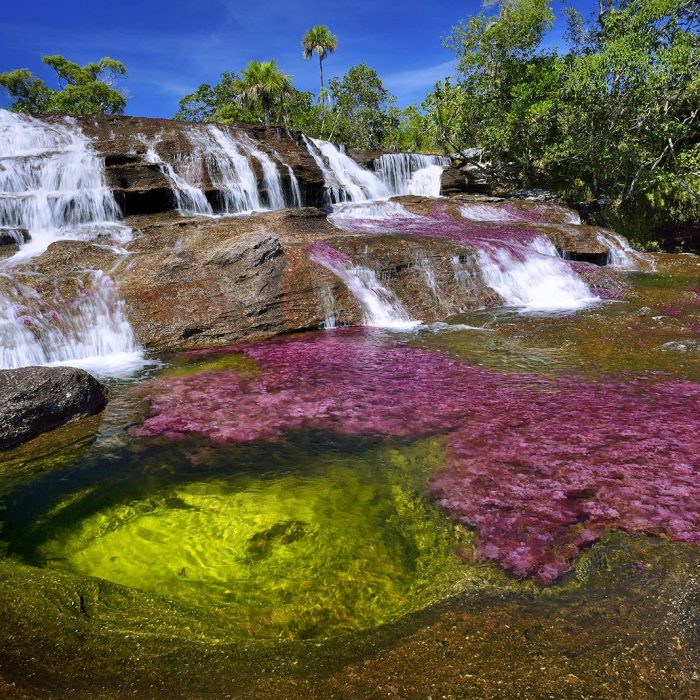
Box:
[319,56,325,105]
[264,98,271,126]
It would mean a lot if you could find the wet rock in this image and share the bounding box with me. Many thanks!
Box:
[0,227,29,246]
[346,148,385,169]
[661,340,700,352]
[0,366,108,450]
[440,166,471,195]
[69,115,327,214]
[634,307,655,317]
[508,189,561,203]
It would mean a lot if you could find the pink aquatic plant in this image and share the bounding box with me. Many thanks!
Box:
[137,332,700,584]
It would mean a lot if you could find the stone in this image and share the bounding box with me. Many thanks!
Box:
[661,340,700,352]
[0,227,29,247]
[0,366,108,450]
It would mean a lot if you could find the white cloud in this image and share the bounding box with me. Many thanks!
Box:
[384,59,456,94]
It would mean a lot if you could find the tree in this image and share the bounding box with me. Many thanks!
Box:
[429,0,700,238]
[0,55,127,115]
[302,25,338,103]
[239,60,293,126]
[325,64,395,149]
[175,69,316,132]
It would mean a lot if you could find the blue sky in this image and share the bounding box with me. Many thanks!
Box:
[0,1,596,118]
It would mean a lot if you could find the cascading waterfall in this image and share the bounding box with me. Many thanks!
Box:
[143,140,214,216]
[0,110,127,261]
[271,149,302,208]
[374,153,451,197]
[0,109,143,375]
[186,126,294,213]
[189,126,262,213]
[476,236,597,311]
[308,243,418,330]
[236,133,287,210]
[595,230,652,270]
[303,136,389,204]
[0,271,143,375]
[329,197,599,313]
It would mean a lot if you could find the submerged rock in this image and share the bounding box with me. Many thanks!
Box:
[661,340,700,352]
[0,366,107,450]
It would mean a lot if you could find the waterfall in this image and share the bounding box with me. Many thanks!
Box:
[143,141,214,216]
[476,237,597,311]
[329,200,419,230]
[308,243,418,330]
[303,136,389,204]
[374,154,450,196]
[186,126,293,213]
[0,110,127,261]
[286,164,303,208]
[0,109,144,376]
[595,230,652,270]
[272,150,302,208]
[319,283,337,329]
[0,271,143,375]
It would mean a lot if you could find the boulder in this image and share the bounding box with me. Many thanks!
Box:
[0,366,108,450]
[0,227,29,246]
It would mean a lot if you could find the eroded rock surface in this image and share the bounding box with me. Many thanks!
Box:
[0,366,107,450]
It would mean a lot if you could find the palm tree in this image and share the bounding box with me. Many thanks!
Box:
[239,60,292,126]
[302,25,338,104]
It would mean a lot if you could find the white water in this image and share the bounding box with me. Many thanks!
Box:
[0,110,128,261]
[0,271,143,377]
[477,237,598,312]
[460,203,521,222]
[304,137,389,204]
[329,200,420,230]
[271,149,302,208]
[186,126,292,213]
[374,153,450,196]
[595,230,652,270]
[0,109,144,375]
[309,247,418,330]
[143,140,214,216]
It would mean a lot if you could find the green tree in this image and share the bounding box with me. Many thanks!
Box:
[429,0,700,237]
[383,105,439,152]
[175,69,316,132]
[325,64,395,149]
[0,55,127,115]
[239,60,293,126]
[302,25,338,103]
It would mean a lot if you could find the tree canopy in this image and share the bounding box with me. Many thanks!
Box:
[426,0,700,237]
[0,55,127,115]
[302,25,338,101]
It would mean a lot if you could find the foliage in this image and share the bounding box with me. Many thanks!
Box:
[302,25,338,101]
[322,64,395,149]
[427,0,700,237]
[239,60,293,127]
[0,55,127,115]
[175,63,308,129]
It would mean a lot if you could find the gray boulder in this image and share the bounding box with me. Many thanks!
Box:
[0,366,108,450]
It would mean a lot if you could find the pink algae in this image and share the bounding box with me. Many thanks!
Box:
[137,332,700,584]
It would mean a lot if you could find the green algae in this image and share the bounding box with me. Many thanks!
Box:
[5,436,478,640]
[414,258,700,381]
[160,349,261,377]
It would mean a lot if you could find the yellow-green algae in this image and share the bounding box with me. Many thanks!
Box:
[16,437,475,640]
[415,256,700,380]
